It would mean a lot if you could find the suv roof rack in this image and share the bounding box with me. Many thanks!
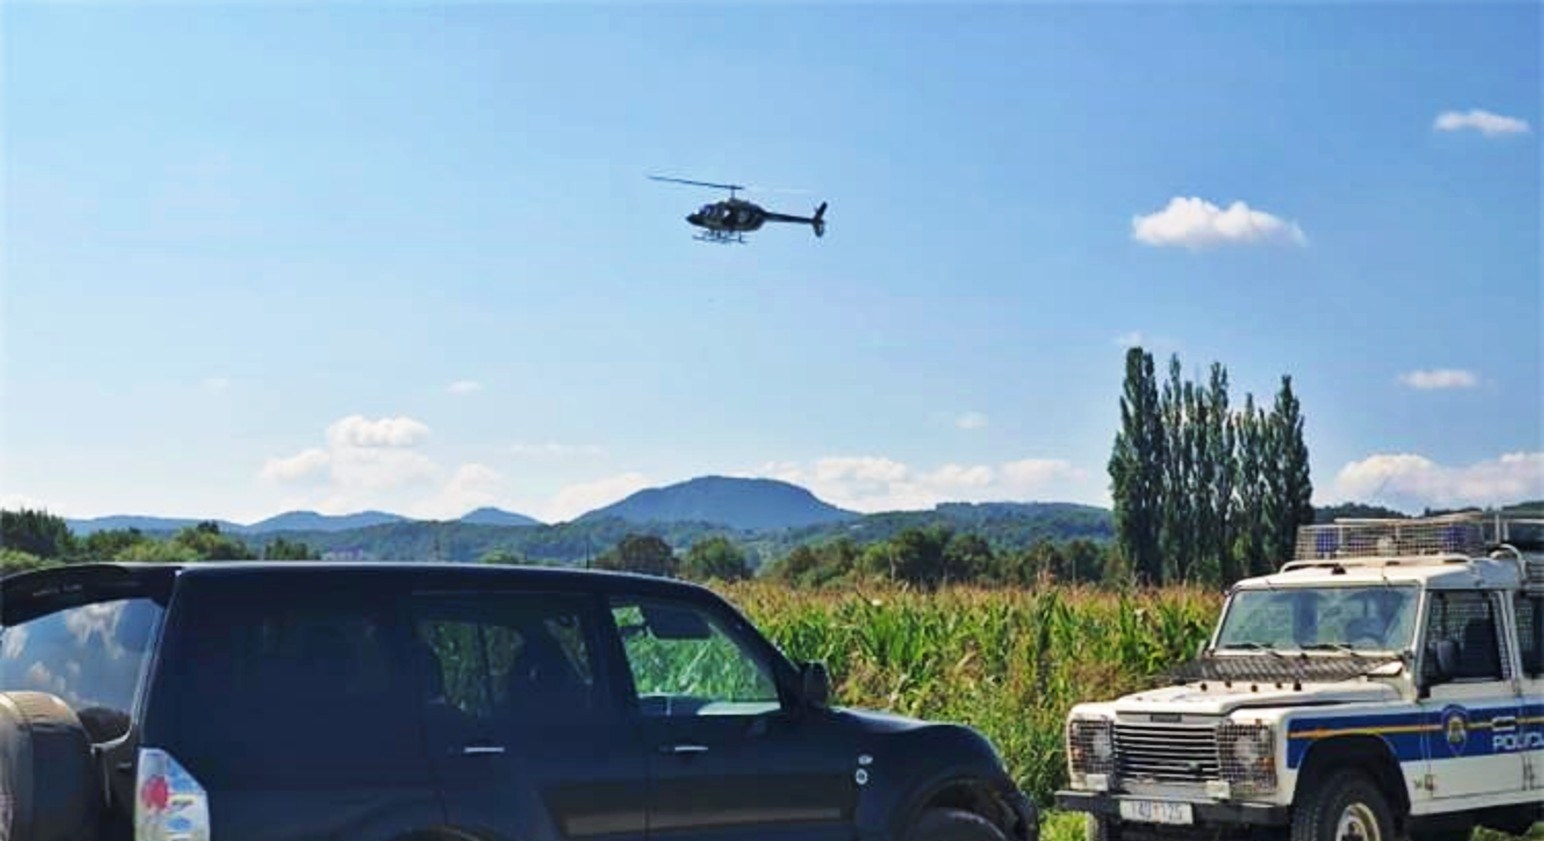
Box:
[1290,513,1544,592]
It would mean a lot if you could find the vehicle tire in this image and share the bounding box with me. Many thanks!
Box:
[1289,769,1396,841]
[1085,814,1122,841]
[0,692,102,841]
[908,807,1009,841]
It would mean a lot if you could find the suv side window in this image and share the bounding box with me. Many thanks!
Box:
[157,585,424,787]
[412,592,604,740]
[609,598,780,718]
[1423,591,1505,682]
[1516,594,1541,678]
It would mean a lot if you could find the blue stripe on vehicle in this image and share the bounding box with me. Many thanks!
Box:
[1284,705,1542,769]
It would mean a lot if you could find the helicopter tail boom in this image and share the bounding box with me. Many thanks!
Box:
[764,201,829,237]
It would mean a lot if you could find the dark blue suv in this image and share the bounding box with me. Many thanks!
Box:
[0,563,1036,841]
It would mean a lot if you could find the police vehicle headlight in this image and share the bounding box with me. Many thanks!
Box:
[1218,722,1277,795]
[1067,717,1117,781]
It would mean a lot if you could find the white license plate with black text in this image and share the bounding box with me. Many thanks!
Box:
[1118,799,1194,826]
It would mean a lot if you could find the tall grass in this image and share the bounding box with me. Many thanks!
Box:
[721,582,1221,806]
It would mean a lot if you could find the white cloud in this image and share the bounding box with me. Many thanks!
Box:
[757,455,1092,513]
[1398,368,1479,390]
[413,463,504,520]
[1132,197,1306,250]
[1114,331,1145,348]
[1433,109,1531,137]
[542,472,651,523]
[1333,451,1544,510]
[955,412,990,431]
[261,415,446,514]
[259,448,331,483]
[203,377,231,393]
[447,380,483,395]
[326,415,430,449]
[504,442,606,458]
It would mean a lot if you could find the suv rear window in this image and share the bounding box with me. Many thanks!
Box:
[0,597,163,742]
[151,579,427,787]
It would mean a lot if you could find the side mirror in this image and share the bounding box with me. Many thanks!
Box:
[799,661,832,710]
[1427,639,1460,685]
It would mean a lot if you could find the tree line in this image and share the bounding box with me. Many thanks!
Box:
[1108,347,1313,587]
[0,511,319,572]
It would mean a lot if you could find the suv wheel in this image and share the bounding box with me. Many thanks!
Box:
[0,692,102,841]
[1290,769,1395,841]
[908,807,1009,841]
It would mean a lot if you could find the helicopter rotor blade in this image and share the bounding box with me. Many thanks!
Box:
[649,175,746,192]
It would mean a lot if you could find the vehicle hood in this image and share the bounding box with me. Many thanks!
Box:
[1113,681,1400,715]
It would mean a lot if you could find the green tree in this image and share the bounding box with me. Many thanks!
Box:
[1109,348,1165,585]
[1232,395,1270,577]
[115,539,202,564]
[79,528,149,561]
[885,526,955,589]
[942,533,995,584]
[1,548,59,574]
[681,536,751,581]
[596,534,678,577]
[478,548,526,565]
[1206,364,1239,585]
[0,509,76,559]
[1264,376,1314,568]
[172,522,256,560]
[262,537,320,560]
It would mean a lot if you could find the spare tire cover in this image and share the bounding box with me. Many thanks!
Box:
[0,692,101,841]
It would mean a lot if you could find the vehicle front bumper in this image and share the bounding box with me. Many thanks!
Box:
[1054,791,1289,828]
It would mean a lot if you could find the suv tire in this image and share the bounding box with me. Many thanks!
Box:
[1290,769,1395,841]
[0,692,101,841]
[908,807,1009,841]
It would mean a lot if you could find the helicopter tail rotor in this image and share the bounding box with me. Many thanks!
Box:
[812,202,828,238]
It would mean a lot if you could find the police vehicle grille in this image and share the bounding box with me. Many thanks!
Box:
[1114,722,1219,783]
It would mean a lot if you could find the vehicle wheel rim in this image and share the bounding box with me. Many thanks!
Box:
[1335,803,1380,841]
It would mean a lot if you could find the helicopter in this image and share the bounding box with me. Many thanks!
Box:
[651,176,827,243]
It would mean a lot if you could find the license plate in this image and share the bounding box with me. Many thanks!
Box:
[1118,799,1194,826]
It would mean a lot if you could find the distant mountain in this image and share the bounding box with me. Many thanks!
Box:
[246,510,407,533]
[458,507,541,527]
[65,510,407,536]
[579,476,857,531]
[65,515,240,536]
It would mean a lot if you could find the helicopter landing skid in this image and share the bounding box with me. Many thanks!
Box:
[694,231,745,244]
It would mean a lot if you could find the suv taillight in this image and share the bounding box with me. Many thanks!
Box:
[135,748,210,841]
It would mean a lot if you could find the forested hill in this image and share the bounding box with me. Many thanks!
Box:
[578,476,856,531]
[245,502,1115,566]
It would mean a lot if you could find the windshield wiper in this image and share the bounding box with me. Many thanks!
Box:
[1301,642,1363,656]
[1218,642,1286,659]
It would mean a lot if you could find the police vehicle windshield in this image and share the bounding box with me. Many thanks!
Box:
[1215,585,1420,653]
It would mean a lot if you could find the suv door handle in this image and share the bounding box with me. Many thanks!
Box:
[461,744,507,756]
[661,743,709,755]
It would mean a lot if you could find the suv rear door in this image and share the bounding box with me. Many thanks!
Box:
[141,570,443,841]
[411,589,648,841]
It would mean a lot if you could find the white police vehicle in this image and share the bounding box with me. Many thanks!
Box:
[1057,514,1543,841]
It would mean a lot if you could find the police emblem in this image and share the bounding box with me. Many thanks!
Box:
[1442,706,1469,755]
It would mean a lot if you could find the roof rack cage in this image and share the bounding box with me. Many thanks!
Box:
[1295,513,1544,564]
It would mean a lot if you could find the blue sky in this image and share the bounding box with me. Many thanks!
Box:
[3,3,1539,522]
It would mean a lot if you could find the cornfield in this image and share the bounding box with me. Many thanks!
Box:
[720,582,1222,807]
